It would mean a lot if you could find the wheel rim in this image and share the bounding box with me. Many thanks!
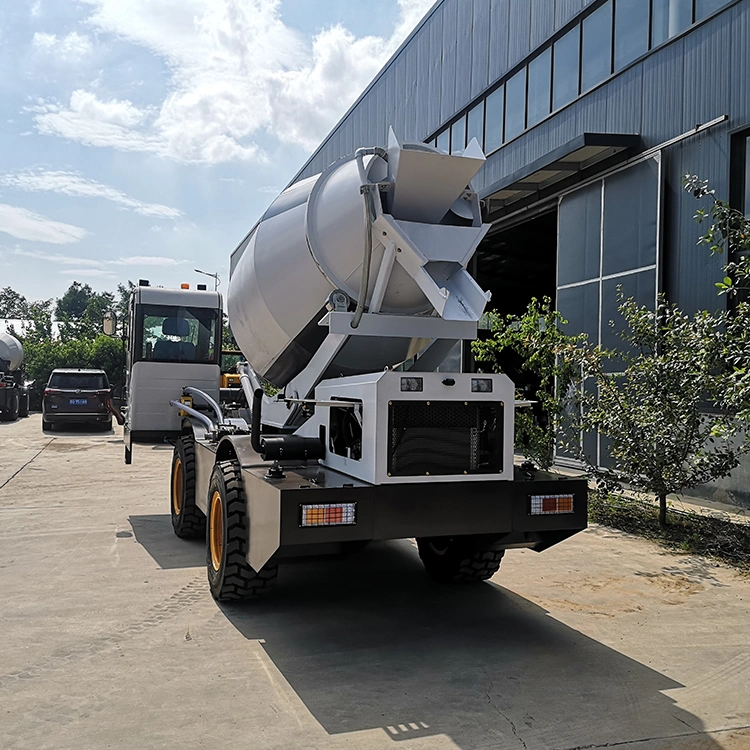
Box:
[172,457,183,516]
[209,491,223,571]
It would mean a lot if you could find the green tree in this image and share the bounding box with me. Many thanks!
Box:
[55,282,115,341]
[0,287,29,318]
[55,281,93,320]
[115,281,134,335]
[683,174,750,298]
[22,335,125,405]
[471,297,585,469]
[569,294,748,527]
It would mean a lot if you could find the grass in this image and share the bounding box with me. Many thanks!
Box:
[588,490,750,572]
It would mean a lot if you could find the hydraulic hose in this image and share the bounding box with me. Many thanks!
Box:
[183,386,223,426]
[351,146,386,330]
[169,400,215,433]
[351,185,374,329]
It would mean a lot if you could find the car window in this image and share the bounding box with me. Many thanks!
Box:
[49,373,109,389]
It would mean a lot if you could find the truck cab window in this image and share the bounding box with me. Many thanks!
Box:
[136,304,219,364]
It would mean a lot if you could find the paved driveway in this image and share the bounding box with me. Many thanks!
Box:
[1,414,748,750]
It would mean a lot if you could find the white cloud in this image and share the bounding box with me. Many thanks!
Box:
[14,247,182,269]
[61,268,116,278]
[0,204,87,244]
[0,169,181,218]
[110,255,181,266]
[32,31,93,59]
[14,248,100,266]
[30,0,435,164]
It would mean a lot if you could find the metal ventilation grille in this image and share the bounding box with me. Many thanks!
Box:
[387,401,503,477]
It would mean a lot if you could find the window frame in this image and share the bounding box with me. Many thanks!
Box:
[134,303,221,366]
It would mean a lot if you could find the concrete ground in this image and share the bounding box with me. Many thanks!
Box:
[1,414,749,750]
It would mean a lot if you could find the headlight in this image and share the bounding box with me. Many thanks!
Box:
[471,378,493,393]
[400,377,423,392]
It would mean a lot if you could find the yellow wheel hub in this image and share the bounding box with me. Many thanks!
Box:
[172,457,183,516]
[210,491,223,571]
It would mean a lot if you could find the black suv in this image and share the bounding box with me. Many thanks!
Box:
[42,369,112,431]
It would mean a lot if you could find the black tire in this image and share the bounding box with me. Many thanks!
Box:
[206,460,277,601]
[416,535,505,583]
[101,418,113,432]
[42,417,53,431]
[170,435,205,538]
[0,391,20,422]
[18,392,29,418]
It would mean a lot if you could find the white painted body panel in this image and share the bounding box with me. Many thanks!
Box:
[127,361,220,433]
[298,371,515,484]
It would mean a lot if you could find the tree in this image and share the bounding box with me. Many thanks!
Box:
[683,174,750,298]
[569,294,748,527]
[684,174,750,423]
[471,297,585,469]
[115,281,134,335]
[55,282,115,341]
[0,287,29,318]
[55,281,94,320]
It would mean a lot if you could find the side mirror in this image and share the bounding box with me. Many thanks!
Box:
[103,310,118,337]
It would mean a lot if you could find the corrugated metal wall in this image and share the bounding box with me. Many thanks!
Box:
[292,0,750,314]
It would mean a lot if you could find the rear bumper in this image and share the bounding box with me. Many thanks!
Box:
[44,412,111,423]
[236,457,588,569]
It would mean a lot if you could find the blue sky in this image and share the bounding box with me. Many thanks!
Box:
[0,0,434,302]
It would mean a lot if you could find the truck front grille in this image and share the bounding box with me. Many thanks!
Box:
[387,401,503,477]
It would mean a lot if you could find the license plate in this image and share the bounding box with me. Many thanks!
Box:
[70,398,88,405]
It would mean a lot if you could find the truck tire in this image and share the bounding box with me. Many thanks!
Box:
[206,460,277,601]
[170,436,206,539]
[416,535,505,584]
[0,391,20,422]
[18,392,29,418]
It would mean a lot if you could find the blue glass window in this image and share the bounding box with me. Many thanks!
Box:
[696,0,728,21]
[436,129,450,153]
[484,86,504,153]
[614,0,649,71]
[467,101,484,149]
[527,48,551,127]
[553,26,580,111]
[451,115,466,153]
[651,0,692,45]
[504,68,526,140]
[581,1,612,93]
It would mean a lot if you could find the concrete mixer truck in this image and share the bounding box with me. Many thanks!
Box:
[123,130,588,601]
[0,332,30,422]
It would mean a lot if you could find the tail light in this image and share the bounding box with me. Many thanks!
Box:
[529,494,574,515]
[300,503,357,527]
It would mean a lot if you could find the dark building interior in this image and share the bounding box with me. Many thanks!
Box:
[474,209,558,317]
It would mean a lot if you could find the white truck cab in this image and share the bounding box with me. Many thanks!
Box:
[123,281,222,462]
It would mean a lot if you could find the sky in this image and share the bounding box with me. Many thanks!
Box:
[0,0,435,303]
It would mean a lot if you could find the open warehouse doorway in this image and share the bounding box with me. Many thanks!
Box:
[474,208,558,318]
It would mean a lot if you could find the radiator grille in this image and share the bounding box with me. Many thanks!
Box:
[387,401,504,477]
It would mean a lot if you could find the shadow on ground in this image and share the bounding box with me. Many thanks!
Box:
[129,514,203,569]
[215,540,719,750]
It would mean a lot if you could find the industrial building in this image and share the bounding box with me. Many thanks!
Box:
[290,0,750,472]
